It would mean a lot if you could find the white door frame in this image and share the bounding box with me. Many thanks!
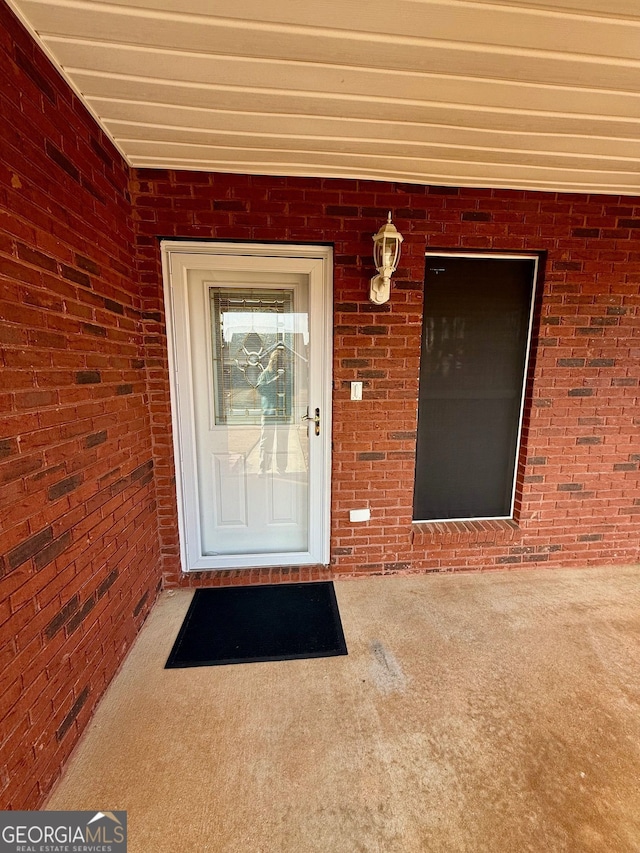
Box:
[161,240,333,572]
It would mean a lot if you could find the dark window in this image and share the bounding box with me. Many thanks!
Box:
[413,255,538,521]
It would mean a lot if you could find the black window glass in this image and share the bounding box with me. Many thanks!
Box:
[413,256,537,521]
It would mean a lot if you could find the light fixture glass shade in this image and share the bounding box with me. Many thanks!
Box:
[370,213,403,304]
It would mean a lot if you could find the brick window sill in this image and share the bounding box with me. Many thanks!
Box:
[412,518,520,545]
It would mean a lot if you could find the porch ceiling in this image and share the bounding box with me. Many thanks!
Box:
[8,0,640,195]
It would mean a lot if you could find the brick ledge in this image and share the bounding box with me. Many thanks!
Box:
[412,518,520,544]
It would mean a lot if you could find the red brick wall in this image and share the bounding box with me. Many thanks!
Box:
[0,6,161,808]
[132,173,640,585]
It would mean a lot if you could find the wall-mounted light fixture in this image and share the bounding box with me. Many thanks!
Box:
[370,212,404,305]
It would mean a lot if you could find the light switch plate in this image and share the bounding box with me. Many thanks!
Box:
[351,381,363,401]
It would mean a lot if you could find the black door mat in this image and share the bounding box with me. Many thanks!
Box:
[165,581,348,668]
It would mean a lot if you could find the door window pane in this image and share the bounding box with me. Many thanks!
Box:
[210,289,303,425]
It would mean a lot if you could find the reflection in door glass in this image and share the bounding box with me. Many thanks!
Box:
[210,289,309,426]
[207,286,310,489]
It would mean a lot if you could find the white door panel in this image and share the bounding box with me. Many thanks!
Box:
[162,242,332,571]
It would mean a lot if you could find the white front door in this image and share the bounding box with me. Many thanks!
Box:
[162,242,332,571]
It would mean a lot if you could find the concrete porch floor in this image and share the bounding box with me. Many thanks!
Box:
[46,566,640,852]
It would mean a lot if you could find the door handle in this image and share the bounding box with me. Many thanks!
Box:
[301,407,321,436]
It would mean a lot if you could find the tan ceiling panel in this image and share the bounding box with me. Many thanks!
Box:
[75,72,640,138]
[21,0,640,60]
[18,0,640,89]
[475,0,640,18]
[121,136,640,177]
[100,106,640,158]
[110,118,640,165]
[94,99,640,149]
[8,0,640,193]
[47,39,640,118]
